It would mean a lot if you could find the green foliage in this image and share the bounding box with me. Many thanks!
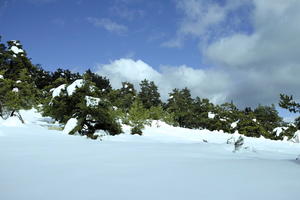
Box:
[1,37,297,141]
[281,125,298,139]
[237,113,270,138]
[138,79,162,109]
[279,94,300,113]
[189,97,214,129]
[126,99,150,135]
[131,126,143,135]
[42,78,122,138]
[31,65,52,90]
[148,105,176,126]
[295,116,300,130]
[0,39,39,120]
[279,94,300,134]
[84,69,111,94]
[50,68,81,88]
[254,104,283,132]
[167,88,194,128]
[109,82,136,111]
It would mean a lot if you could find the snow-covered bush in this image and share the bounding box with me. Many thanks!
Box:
[43,77,122,139]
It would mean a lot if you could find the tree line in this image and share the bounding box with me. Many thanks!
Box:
[0,37,299,140]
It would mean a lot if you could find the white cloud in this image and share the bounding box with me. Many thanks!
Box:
[206,0,300,69]
[161,0,300,107]
[204,0,300,106]
[96,58,230,103]
[87,17,127,34]
[163,0,250,47]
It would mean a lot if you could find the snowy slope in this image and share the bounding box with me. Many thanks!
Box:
[0,110,300,200]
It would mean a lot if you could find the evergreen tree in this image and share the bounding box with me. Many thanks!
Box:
[167,88,194,128]
[109,82,136,111]
[50,68,81,88]
[126,99,150,135]
[84,69,111,94]
[279,94,300,113]
[0,39,39,122]
[279,94,300,131]
[237,112,270,138]
[138,79,162,109]
[254,104,283,133]
[31,65,52,90]
[190,97,214,129]
[42,77,121,138]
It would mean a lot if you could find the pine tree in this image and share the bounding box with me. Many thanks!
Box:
[279,94,300,113]
[190,97,214,129]
[50,68,82,88]
[254,104,283,133]
[138,79,162,109]
[84,69,111,94]
[237,112,270,138]
[0,39,39,122]
[279,94,300,132]
[127,99,150,135]
[42,77,122,138]
[167,88,194,128]
[109,82,136,111]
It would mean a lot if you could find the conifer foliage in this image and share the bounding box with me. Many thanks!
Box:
[43,72,122,139]
[279,94,300,130]
[138,79,162,109]
[0,38,38,122]
[0,36,295,141]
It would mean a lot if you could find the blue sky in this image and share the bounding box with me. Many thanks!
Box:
[1,0,300,117]
[0,0,209,71]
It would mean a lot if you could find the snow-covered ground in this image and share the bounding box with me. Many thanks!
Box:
[1,110,300,200]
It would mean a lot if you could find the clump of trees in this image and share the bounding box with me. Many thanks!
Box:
[1,37,299,141]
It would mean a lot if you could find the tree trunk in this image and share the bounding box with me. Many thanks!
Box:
[16,111,25,124]
[10,110,25,124]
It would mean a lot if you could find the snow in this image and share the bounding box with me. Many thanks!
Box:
[231,120,238,128]
[85,96,101,107]
[12,87,19,92]
[16,80,21,83]
[208,112,215,119]
[0,74,3,79]
[253,118,257,122]
[52,84,66,98]
[67,79,84,96]
[0,116,24,127]
[273,127,288,136]
[10,46,24,55]
[1,110,300,200]
[291,130,300,143]
[63,118,78,134]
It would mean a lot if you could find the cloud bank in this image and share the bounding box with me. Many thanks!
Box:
[96,59,230,104]
[205,0,300,106]
[97,0,300,108]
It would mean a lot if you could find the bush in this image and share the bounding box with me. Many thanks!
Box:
[131,126,143,135]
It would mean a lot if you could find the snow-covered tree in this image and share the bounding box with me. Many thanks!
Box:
[0,39,39,122]
[43,77,121,139]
